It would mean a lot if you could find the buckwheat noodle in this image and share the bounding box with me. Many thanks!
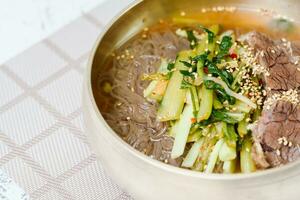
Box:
[95,28,189,166]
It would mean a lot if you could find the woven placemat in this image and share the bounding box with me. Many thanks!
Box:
[0,0,134,199]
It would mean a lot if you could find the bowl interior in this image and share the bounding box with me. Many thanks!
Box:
[91,0,300,88]
[89,0,300,179]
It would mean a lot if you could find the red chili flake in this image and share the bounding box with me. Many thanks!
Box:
[203,67,209,74]
[191,118,197,123]
[230,53,238,59]
[259,79,263,86]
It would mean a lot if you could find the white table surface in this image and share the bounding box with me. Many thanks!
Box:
[0,0,106,65]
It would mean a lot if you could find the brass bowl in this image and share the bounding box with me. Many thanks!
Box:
[83,0,300,199]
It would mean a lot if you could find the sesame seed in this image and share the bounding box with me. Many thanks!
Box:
[180,11,186,16]
[288,141,293,147]
[282,137,288,146]
[217,6,225,12]
[142,34,147,38]
[226,6,237,12]
[265,89,299,109]
[276,149,281,156]
[126,117,131,120]
[262,90,267,96]
[121,55,125,58]
[260,51,265,57]
[143,27,149,32]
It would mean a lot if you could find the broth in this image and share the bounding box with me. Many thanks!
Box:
[94,9,300,170]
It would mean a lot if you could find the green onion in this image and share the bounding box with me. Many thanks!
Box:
[167,62,175,71]
[204,76,257,109]
[199,26,215,43]
[213,93,223,109]
[186,30,198,49]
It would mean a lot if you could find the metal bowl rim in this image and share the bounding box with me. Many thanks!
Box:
[85,0,300,181]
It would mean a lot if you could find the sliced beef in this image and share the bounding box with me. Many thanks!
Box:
[286,41,300,58]
[243,32,300,168]
[253,101,300,167]
[245,32,300,91]
[243,31,275,51]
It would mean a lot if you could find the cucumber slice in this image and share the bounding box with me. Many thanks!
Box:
[205,139,224,173]
[219,142,237,161]
[238,119,248,138]
[144,81,158,98]
[187,130,201,143]
[223,159,236,174]
[182,139,204,168]
[240,139,256,173]
[157,51,193,121]
[197,84,213,121]
[171,104,194,159]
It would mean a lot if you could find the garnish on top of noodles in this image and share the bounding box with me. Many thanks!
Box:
[143,25,264,173]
